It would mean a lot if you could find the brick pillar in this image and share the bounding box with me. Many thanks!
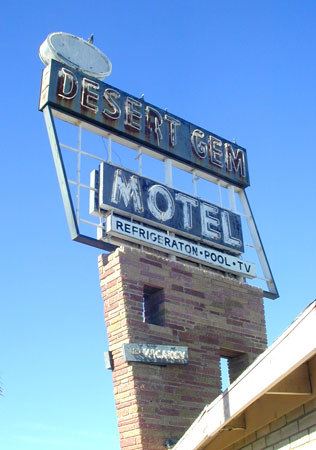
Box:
[99,246,267,450]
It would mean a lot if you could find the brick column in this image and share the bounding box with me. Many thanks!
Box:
[99,246,267,450]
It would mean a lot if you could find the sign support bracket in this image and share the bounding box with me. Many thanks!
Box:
[238,190,278,299]
[43,105,117,252]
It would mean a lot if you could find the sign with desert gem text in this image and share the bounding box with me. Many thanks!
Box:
[40,59,250,188]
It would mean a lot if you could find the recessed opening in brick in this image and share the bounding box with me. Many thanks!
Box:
[220,357,230,392]
[220,349,249,387]
[143,285,165,326]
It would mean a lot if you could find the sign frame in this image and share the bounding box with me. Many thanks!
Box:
[42,106,117,252]
[40,57,278,300]
[41,104,278,298]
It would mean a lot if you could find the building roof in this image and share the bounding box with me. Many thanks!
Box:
[173,301,316,450]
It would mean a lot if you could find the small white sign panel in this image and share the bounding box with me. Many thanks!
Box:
[106,215,256,278]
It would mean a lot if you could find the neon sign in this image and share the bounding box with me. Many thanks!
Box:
[39,32,278,297]
[40,60,250,188]
[90,162,244,254]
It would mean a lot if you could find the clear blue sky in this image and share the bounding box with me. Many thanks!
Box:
[1,1,316,449]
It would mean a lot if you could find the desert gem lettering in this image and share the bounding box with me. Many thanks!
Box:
[40,60,250,187]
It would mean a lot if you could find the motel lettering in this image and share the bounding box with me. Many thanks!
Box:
[90,162,244,253]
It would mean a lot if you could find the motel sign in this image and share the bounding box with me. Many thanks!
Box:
[39,32,278,298]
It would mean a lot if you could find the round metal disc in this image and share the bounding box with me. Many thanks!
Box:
[39,32,112,80]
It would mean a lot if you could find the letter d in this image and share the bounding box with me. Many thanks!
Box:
[57,67,78,100]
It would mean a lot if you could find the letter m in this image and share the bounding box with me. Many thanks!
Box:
[111,169,144,213]
[225,144,246,178]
